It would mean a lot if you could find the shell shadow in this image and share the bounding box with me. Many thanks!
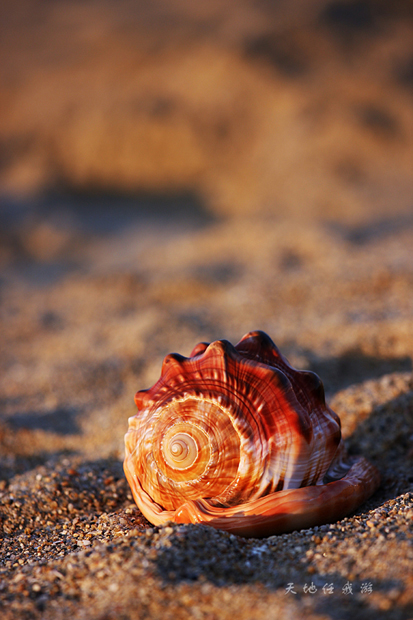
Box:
[305,350,412,394]
[151,521,406,604]
[150,373,412,593]
[343,382,413,502]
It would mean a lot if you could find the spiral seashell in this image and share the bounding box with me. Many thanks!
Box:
[124,331,380,537]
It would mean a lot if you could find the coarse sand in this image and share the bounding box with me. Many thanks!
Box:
[1,2,413,618]
[1,211,412,620]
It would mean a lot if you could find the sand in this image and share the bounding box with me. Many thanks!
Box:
[1,1,413,618]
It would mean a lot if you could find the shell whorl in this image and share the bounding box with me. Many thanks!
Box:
[128,393,242,510]
[125,332,346,513]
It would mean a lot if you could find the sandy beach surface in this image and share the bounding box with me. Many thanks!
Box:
[1,2,413,618]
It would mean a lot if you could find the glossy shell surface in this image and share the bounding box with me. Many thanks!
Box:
[124,331,380,537]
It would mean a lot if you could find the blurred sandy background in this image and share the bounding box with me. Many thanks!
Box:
[1,1,413,619]
[2,0,413,218]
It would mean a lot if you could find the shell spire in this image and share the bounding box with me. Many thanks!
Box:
[124,331,380,537]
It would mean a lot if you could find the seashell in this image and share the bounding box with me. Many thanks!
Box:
[124,331,380,537]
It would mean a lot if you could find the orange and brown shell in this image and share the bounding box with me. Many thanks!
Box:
[124,331,380,537]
